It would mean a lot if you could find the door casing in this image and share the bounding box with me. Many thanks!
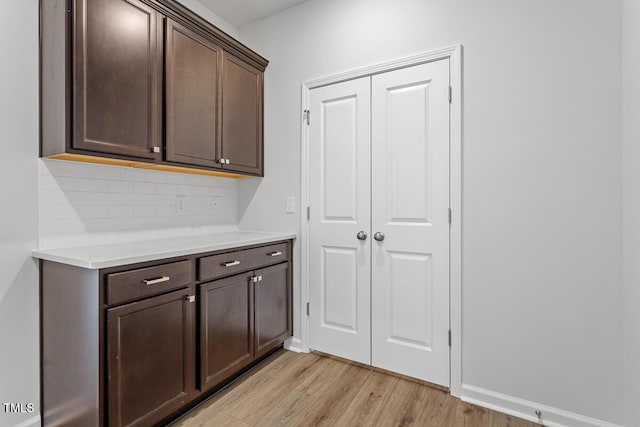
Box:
[297,45,463,397]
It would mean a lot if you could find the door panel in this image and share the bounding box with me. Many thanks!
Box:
[309,77,371,364]
[321,246,358,332]
[221,53,263,175]
[165,19,221,167]
[74,0,161,159]
[386,82,432,224]
[199,273,253,391]
[107,288,194,427]
[371,60,450,386]
[255,262,292,358]
[387,251,433,349]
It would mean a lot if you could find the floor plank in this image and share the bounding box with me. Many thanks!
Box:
[173,350,539,427]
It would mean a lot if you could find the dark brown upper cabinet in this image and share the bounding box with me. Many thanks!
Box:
[221,53,264,176]
[41,0,268,177]
[165,19,222,168]
[76,0,163,160]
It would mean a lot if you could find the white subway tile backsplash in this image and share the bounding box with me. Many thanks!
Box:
[92,192,121,206]
[85,218,122,232]
[58,161,95,178]
[39,159,239,248]
[166,173,187,185]
[41,161,60,176]
[145,171,167,184]
[105,205,134,218]
[41,190,65,205]
[156,206,175,217]
[57,177,78,191]
[133,182,156,194]
[58,218,86,233]
[40,219,59,235]
[66,191,95,206]
[132,206,156,217]
[76,179,109,193]
[146,194,168,206]
[92,166,122,180]
[121,169,148,182]
[107,180,134,193]
[156,184,177,194]
[76,205,105,219]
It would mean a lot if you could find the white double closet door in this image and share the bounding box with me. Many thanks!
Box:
[308,59,450,386]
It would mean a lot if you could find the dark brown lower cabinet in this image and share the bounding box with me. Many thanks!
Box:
[107,288,195,427]
[255,263,292,358]
[200,273,254,390]
[199,262,292,391]
[40,239,292,427]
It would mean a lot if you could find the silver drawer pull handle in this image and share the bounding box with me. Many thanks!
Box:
[221,260,241,267]
[268,251,283,257]
[142,276,170,285]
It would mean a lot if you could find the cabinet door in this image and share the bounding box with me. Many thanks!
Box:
[221,53,263,175]
[107,288,195,427]
[73,0,162,160]
[254,262,291,358]
[165,19,222,167]
[199,273,254,391]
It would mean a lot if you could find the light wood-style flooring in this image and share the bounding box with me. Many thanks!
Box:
[173,350,538,427]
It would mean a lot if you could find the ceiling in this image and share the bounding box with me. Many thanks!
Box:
[199,0,309,28]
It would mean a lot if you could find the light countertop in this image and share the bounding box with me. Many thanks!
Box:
[32,231,297,269]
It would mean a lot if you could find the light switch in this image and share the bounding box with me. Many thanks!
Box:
[285,196,295,213]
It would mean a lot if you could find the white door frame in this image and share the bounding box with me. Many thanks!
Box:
[299,45,463,397]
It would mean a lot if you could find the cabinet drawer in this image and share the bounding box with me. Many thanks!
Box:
[107,260,192,305]
[198,242,289,281]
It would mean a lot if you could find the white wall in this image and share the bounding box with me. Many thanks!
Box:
[622,0,640,425]
[176,0,239,37]
[238,0,624,423]
[0,1,40,426]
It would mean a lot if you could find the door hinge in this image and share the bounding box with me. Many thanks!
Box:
[303,109,310,125]
[448,86,452,103]
[448,330,451,346]
[306,302,310,316]
[448,208,452,225]
[307,206,310,220]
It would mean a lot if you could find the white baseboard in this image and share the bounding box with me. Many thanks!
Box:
[284,337,304,353]
[461,384,621,427]
[13,414,40,427]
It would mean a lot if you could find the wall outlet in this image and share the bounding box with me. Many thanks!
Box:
[209,196,219,213]
[176,195,186,214]
[285,196,295,213]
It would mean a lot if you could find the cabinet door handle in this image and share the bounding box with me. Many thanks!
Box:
[267,251,283,257]
[142,276,170,285]
[221,260,240,267]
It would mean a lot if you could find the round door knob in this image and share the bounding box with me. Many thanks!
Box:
[356,231,368,241]
[373,231,385,242]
